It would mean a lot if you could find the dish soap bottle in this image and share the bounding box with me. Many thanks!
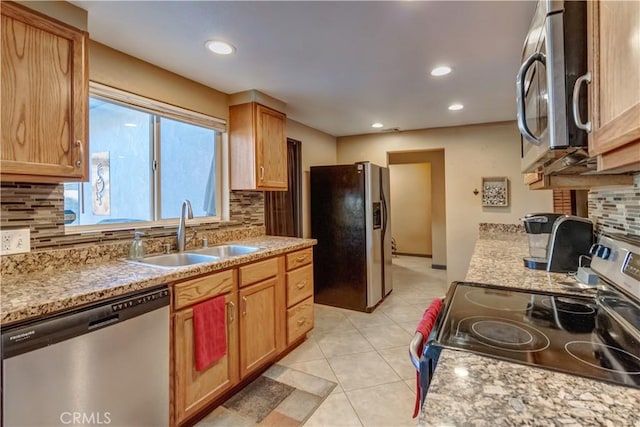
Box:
[128,231,145,260]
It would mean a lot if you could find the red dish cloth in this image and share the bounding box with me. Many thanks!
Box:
[193,295,227,372]
[413,298,444,418]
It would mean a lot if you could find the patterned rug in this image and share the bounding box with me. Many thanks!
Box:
[197,364,337,426]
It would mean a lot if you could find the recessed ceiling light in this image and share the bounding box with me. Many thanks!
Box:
[371,122,384,128]
[205,40,235,55]
[431,66,452,76]
[448,103,464,111]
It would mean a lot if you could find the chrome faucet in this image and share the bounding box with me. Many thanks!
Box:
[177,200,193,252]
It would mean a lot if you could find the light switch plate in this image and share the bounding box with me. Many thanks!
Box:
[0,228,31,255]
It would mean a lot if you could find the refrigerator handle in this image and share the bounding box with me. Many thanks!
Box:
[381,183,388,235]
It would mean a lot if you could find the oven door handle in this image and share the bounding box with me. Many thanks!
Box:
[409,332,423,370]
[516,52,546,145]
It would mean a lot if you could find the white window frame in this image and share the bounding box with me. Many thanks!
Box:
[64,82,229,234]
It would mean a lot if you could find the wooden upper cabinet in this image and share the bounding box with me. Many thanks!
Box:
[229,102,287,191]
[586,0,640,171]
[1,2,89,183]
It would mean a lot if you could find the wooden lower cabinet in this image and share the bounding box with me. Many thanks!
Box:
[174,292,239,425]
[239,278,278,378]
[171,250,314,425]
[287,297,314,345]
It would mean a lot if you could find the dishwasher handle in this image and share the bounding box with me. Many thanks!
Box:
[2,285,169,360]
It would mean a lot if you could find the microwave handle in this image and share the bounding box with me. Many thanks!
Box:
[572,72,592,132]
[516,52,546,145]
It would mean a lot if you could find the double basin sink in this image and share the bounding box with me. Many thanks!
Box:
[127,244,262,269]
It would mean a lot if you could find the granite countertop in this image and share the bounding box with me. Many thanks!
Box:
[1,236,315,326]
[420,230,640,426]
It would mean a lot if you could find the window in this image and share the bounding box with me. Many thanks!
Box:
[64,85,225,228]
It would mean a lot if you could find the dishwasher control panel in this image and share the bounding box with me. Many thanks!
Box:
[112,288,169,312]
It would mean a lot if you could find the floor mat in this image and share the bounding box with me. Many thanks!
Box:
[223,376,295,422]
[197,365,337,426]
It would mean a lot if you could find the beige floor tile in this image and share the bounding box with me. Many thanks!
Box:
[358,323,413,350]
[379,302,425,324]
[275,389,323,422]
[378,345,417,380]
[345,381,416,427]
[278,337,325,367]
[345,309,393,330]
[286,358,339,384]
[315,329,374,358]
[303,393,362,427]
[328,351,400,391]
[404,378,417,393]
[397,321,419,335]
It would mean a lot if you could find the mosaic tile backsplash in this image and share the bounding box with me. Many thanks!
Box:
[589,173,640,236]
[0,182,265,250]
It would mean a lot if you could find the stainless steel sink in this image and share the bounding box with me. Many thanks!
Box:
[191,244,262,258]
[126,252,218,268]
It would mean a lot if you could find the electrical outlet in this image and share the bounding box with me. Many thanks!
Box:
[0,228,31,255]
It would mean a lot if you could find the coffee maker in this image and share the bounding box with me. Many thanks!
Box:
[522,213,564,270]
[522,214,593,273]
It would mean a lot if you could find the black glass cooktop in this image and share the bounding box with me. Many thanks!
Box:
[433,282,640,389]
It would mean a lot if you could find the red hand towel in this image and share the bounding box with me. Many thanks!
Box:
[413,298,443,418]
[193,295,227,372]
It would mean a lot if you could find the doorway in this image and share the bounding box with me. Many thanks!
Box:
[387,149,447,269]
[265,138,302,237]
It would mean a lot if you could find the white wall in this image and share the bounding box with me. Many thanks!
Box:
[337,121,553,282]
[286,119,337,237]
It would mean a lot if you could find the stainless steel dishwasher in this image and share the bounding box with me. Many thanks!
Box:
[2,285,170,427]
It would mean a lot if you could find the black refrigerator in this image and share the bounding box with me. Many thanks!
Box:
[310,162,392,312]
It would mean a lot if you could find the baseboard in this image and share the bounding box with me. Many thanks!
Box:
[431,264,447,270]
[395,252,432,258]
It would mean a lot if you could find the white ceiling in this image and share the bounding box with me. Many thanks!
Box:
[72,1,536,137]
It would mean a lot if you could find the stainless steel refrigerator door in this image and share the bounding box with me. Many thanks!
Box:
[2,306,170,427]
[365,163,383,309]
[381,166,393,296]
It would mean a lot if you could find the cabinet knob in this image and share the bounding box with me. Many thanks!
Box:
[296,255,307,262]
[75,140,83,168]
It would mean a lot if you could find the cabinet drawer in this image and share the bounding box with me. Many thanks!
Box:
[286,264,313,307]
[287,297,314,345]
[174,270,235,310]
[286,248,313,271]
[239,257,279,287]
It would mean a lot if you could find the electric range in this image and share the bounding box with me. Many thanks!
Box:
[420,233,640,395]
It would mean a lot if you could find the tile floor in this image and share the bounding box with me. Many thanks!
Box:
[201,255,449,427]
[293,256,449,427]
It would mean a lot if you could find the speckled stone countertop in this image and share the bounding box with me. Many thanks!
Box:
[420,230,640,426]
[1,236,315,326]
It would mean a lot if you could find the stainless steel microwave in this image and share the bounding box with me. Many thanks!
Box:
[516,0,588,173]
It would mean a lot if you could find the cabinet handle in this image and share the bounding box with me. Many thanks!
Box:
[296,280,307,289]
[259,166,265,181]
[75,140,83,168]
[227,301,235,324]
[296,255,307,262]
[297,318,306,326]
[572,71,592,132]
[242,296,247,316]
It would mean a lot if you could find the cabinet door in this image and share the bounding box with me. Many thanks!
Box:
[256,104,287,190]
[239,278,278,377]
[1,2,88,182]
[174,292,239,425]
[587,0,640,170]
